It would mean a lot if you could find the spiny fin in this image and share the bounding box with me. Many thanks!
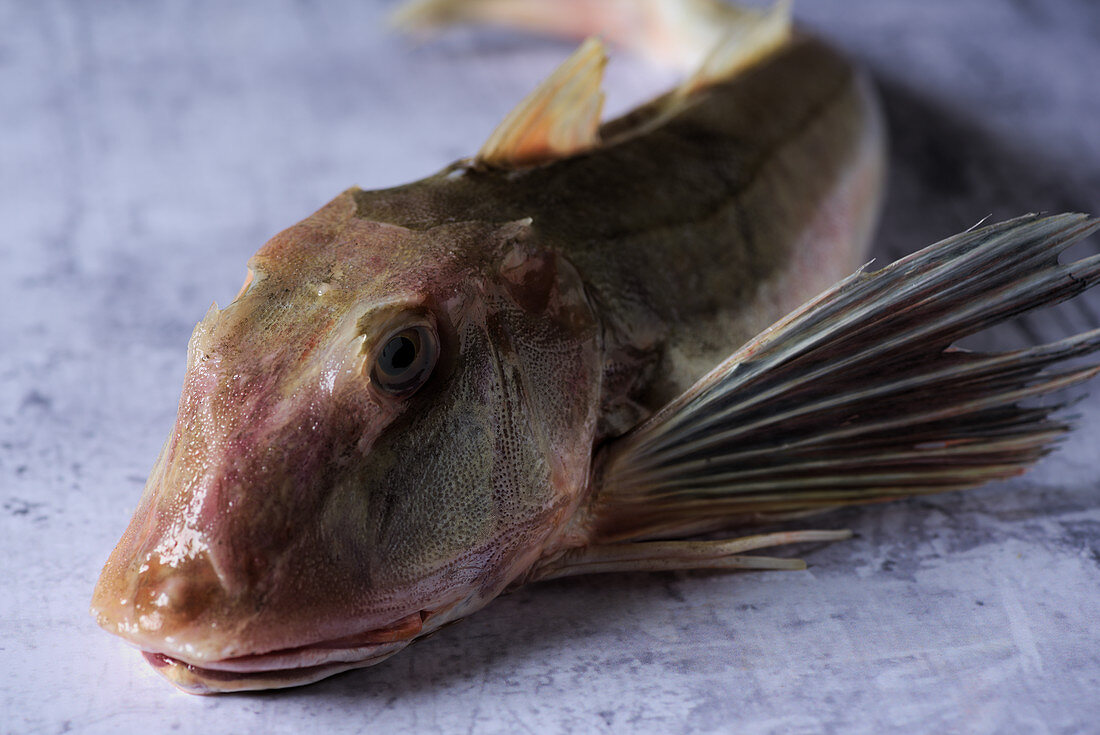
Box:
[593,214,1100,543]
[477,37,607,168]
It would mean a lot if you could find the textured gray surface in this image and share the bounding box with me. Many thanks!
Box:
[3,1,1100,733]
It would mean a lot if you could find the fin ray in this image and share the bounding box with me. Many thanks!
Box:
[594,214,1100,542]
[532,530,853,580]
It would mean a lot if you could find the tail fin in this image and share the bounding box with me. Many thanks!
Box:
[591,214,1100,543]
[395,0,794,166]
[392,0,792,75]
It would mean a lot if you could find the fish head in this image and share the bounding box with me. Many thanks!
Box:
[91,190,602,692]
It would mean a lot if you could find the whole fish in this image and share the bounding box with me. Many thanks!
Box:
[91,0,1100,693]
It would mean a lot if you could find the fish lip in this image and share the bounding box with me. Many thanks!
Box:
[158,609,430,674]
[138,613,430,693]
[143,647,405,694]
[179,637,410,674]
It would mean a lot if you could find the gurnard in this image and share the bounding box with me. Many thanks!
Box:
[91,0,1100,693]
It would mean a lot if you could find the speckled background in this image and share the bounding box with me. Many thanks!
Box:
[3,1,1099,733]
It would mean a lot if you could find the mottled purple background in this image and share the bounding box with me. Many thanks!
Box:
[3,1,1099,733]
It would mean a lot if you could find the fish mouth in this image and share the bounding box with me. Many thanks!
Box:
[143,645,408,694]
[138,611,428,694]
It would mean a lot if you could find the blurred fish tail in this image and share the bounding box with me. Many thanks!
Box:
[392,0,793,74]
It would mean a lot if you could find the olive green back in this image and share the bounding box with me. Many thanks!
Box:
[354,35,878,421]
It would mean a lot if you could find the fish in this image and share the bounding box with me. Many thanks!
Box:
[91,0,1100,694]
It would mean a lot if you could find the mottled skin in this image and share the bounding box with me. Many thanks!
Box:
[92,34,884,692]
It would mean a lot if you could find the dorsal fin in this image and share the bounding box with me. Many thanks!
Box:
[477,36,607,168]
[680,0,792,96]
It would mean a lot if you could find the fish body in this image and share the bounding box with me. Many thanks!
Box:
[355,32,884,428]
[91,1,1100,694]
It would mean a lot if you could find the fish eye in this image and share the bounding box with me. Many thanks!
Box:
[370,323,438,397]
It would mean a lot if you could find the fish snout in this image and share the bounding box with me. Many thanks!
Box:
[92,542,231,660]
[133,554,224,637]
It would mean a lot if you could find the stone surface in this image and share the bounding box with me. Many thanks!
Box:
[2,1,1099,733]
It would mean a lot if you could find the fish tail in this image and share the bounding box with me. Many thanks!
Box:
[391,0,792,75]
[582,214,1100,548]
[393,0,794,166]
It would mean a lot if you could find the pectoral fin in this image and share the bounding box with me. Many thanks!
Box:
[592,214,1100,544]
[531,530,852,581]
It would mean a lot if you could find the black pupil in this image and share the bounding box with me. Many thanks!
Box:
[381,335,417,374]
